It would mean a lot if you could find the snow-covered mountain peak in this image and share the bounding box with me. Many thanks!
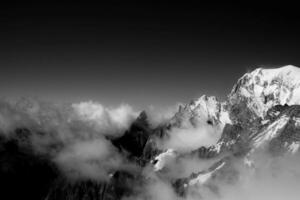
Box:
[249,65,300,86]
[229,65,300,118]
[188,95,219,118]
[170,95,231,128]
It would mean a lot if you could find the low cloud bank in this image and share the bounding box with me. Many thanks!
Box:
[0,98,138,181]
[72,101,137,135]
[214,153,300,200]
[157,121,223,153]
[131,151,300,200]
[1,98,300,200]
[54,139,124,180]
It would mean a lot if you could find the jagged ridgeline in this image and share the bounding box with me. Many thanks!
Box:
[1,65,300,200]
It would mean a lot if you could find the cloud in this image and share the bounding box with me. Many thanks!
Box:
[158,121,223,153]
[157,155,219,180]
[214,153,300,200]
[0,98,138,181]
[143,178,179,200]
[2,97,300,200]
[145,103,182,127]
[54,139,123,181]
[183,151,300,200]
[72,101,138,135]
[123,170,180,200]
[128,146,300,200]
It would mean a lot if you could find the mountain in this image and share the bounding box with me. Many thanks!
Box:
[229,65,300,121]
[1,65,300,200]
[178,103,300,193]
[169,95,231,129]
[150,65,300,194]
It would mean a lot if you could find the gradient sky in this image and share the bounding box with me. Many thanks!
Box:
[1,2,300,109]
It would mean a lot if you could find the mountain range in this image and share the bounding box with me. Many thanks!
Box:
[1,65,300,200]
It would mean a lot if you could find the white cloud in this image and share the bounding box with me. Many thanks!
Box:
[72,101,138,135]
[0,98,138,180]
[54,139,123,181]
[159,122,223,153]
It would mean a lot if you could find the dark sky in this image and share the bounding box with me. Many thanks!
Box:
[1,2,300,109]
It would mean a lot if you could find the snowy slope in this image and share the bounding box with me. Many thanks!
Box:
[229,65,300,118]
[170,95,231,128]
[152,66,300,186]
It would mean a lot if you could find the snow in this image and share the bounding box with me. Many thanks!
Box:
[261,119,270,125]
[230,65,300,118]
[215,161,226,170]
[180,95,231,127]
[189,172,212,185]
[253,115,290,148]
[264,84,277,95]
[293,117,300,127]
[253,85,264,97]
[244,157,254,168]
[153,149,176,171]
[260,65,300,85]
[225,139,236,146]
[213,142,223,153]
[273,111,281,116]
[219,103,232,125]
[170,94,232,148]
[287,142,300,154]
[190,95,220,120]
[240,87,251,97]
[189,162,225,186]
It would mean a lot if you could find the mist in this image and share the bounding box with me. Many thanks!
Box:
[210,152,300,200]
[145,103,182,127]
[0,98,138,181]
[129,150,300,200]
[157,121,223,153]
[1,97,300,200]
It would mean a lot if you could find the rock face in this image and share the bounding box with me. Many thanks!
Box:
[1,65,300,200]
[112,111,152,161]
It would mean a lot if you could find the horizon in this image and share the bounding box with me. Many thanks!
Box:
[1,3,300,200]
[0,64,297,111]
[1,3,300,109]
